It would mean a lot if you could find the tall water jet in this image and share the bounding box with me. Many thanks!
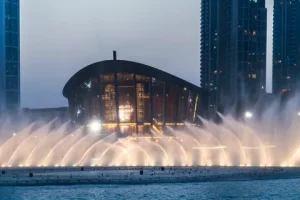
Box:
[1,94,300,167]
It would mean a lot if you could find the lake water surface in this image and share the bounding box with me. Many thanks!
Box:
[1,178,300,200]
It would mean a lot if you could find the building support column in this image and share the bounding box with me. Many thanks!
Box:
[175,86,179,128]
[149,78,153,130]
[133,74,138,134]
[114,72,120,133]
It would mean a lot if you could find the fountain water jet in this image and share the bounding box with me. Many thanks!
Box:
[1,95,300,167]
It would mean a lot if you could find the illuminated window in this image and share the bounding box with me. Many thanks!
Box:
[136,83,150,122]
[120,125,136,134]
[100,73,114,83]
[117,73,134,82]
[118,84,136,122]
[136,75,149,82]
[101,84,116,122]
[251,74,256,79]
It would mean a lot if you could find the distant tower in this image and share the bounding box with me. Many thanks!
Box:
[200,0,218,109]
[272,0,300,95]
[0,0,20,113]
[218,0,267,106]
[201,0,267,109]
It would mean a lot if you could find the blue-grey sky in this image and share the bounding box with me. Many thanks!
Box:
[20,0,274,109]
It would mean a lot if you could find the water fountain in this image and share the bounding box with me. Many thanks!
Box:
[1,97,300,168]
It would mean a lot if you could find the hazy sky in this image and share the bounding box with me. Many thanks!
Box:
[21,0,274,109]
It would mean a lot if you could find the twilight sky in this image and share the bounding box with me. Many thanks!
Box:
[20,0,274,109]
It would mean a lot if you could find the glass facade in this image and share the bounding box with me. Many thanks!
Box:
[201,0,267,109]
[272,0,300,94]
[0,0,20,113]
[65,62,208,135]
[200,0,218,109]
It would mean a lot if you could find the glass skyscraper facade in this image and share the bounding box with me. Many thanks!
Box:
[0,0,20,113]
[200,0,267,109]
[272,0,300,95]
[200,0,218,109]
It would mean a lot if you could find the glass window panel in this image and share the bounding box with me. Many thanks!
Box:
[5,18,11,31]
[117,73,134,85]
[177,87,188,122]
[187,91,196,121]
[101,84,116,122]
[152,79,164,123]
[5,47,11,60]
[6,76,18,90]
[118,85,136,122]
[103,125,118,134]
[11,47,18,61]
[5,3,12,17]
[90,96,100,118]
[136,83,150,122]
[12,3,18,18]
[165,84,177,122]
[83,97,91,120]
[100,73,114,83]
[5,32,12,46]
[12,18,18,32]
[5,90,19,110]
[136,74,149,82]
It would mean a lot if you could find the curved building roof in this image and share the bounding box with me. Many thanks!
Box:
[63,60,206,98]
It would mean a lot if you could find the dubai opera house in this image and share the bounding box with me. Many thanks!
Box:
[62,52,208,135]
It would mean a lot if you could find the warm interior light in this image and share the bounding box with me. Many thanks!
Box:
[119,105,134,122]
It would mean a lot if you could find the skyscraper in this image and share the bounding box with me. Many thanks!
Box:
[272,0,300,95]
[0,0,20,113]
[200,0,267,110]
[200,0,218,109]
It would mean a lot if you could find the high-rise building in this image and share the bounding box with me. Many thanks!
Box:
[0,0,20,113]
[272,0,300,95]
[200,0,218,108]
[200,0,267,110]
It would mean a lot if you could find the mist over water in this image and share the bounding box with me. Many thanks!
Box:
[1,95,300,167]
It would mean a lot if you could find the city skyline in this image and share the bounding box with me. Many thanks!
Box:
[21,0,274,108]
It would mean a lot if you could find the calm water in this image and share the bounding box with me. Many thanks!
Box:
[1,179,300,200]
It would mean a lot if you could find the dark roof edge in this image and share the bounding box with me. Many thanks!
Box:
[63,60,206,97]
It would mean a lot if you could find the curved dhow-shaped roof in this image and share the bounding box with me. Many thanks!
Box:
[63,60,206,98]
